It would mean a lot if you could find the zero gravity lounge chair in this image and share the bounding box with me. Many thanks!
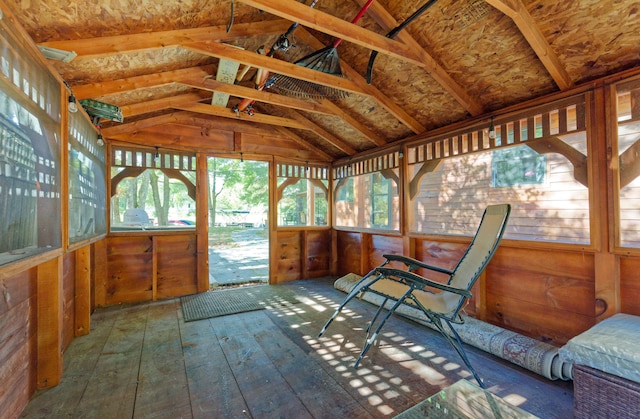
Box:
[319,204,511,387]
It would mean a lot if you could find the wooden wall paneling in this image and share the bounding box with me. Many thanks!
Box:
[485,247,595,345]
[360,233,371,274]
[304,230,331,278]
[275,231,302,282]
[62,252,75,351]
[413,239,467,281]
[336,231,362,276]
[370,234,404,268]
[37,255,63,388]
[106,236,153,304]
[470,271,487,321]
[156,234,198,299]
[93,239,108,307]
[196,153,210,293]
[75,245,91,336]
[620,256,640,315]
[486,289,594,346]
[0,269,37,418]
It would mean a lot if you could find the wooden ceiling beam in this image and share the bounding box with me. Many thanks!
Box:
[179,76,332,115]
[285,110,357,155]
[235,0,425,66]
[175,103,309,130]
[173,112,283,137]
[183,76,386,147]
[485,0,574,90]
[319,99,387,147]
[71,65,214,100]
[44,18,424,136]
[120,92,210,118]
[183,41,365,96]
[273,127,334,162]
[37,20,292,59]
[102,113,182,137]
[355,0,484,116]
[75,66,386,148]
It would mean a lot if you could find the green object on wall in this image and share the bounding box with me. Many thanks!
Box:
[79,99,123,123]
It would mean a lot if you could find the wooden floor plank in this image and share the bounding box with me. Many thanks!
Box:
[19,278,574,419]
[72,304,149,418]
[233,308,375,419]
[18,304,133,418]
[134,299,192,418]
[179,308,251,418]
[211,311,314,418]
[263,291,421,417]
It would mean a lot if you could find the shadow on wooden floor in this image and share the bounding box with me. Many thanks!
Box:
[21,278,574,418]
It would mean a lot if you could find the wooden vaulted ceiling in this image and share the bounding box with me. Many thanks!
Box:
[9,0,640,162]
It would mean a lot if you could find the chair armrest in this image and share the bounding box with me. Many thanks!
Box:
[376,267,472,299]
[382,254,454,275]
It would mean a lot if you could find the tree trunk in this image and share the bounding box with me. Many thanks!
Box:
[149,171,169,225]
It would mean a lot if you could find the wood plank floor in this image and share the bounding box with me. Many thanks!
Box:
[20,278,574,418]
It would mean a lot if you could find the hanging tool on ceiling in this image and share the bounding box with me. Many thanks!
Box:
[267,0,376,100]
[366,0,438,84]
[227,0,235,32]
[232,0,318,116]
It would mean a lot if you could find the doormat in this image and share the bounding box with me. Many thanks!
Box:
[180,285,301,322]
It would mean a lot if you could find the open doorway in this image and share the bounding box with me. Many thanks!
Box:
[207,157,269,288]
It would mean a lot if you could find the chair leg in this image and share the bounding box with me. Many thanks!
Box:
[432,316,484,388]
[365,297,390,339]
[354,287,414,368]
[318,272,383,337]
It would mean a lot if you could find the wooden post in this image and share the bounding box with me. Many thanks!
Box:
[269,157,277,283]
[37,255,63,388]
[400,145,412,258]
[93,239,108,307]
[75,245,91,336]
[152,235,158,301]
[591,86,620,320]
[301,230,308,279]
[196,153,210,292]
[61,85,70,252]
[330,229,338,276]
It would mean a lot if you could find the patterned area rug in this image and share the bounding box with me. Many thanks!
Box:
[181,285,300,322]
[334,274,573,381]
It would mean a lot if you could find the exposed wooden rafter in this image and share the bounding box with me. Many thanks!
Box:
[119,92,210,118]
[183,41,365,96]
[72,66,214,100]
[37,20,292,59]
[485,0,574,90]
[235,0,482,117]
[175,103,309,130]
[48,21,423,137]
[273,126,333,162]
[285,109,357,155]
[355,0,484,116]
[235,0,426,66]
